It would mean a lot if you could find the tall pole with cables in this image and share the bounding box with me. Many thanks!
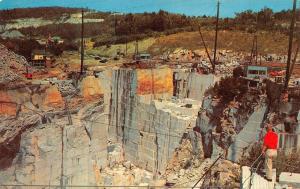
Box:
[213,0,220,73]
[285,0,297,89]
[80,8,84,75]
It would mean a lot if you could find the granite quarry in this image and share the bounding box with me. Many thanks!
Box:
[1,4,300,185]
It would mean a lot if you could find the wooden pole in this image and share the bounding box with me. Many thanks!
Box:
[250,36,255,65]
[198,26,213,67]
[125,38,128,56]
[114,14,117,36]
[255,35,258,64]
[80,8,84,75]
[212,0,220,73]
[284,0,297,89]
[290,43,299,76]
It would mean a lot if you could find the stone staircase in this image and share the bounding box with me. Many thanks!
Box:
[241,166,276,189]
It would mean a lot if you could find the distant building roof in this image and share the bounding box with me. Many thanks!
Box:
[138,53,151,56]
[247,65,268,70]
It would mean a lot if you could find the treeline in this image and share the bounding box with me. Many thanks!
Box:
[19,22,112,40]
[16,9,195,47]
[0,38,78,60]
[115,10,192,35]
[231,8,300,32]
[0,7,81,20]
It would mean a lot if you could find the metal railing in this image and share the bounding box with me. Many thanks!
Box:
[278,132,300,151]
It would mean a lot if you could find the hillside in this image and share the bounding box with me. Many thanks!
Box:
[148,30,290,55]
[89,30,291,57]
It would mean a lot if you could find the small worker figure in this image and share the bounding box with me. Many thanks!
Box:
[262,123,278,182]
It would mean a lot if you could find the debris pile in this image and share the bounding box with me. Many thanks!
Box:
[100,143,158,187]
[0,44,28,84]
[165,48,241,74]
[57,80,77,97]
[201,159,240,188]
[164,135,204,184]
[99,161,155,187]
[167,49,199,62]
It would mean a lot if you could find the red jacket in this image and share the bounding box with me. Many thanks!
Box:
[263,131,278,149]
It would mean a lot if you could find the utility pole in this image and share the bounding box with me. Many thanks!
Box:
[255,35,258,64]
[135,40,139,55]
[250,13,259,65]
[250,36,258,65]
[198,26,213,67]
[114,14,117,36]
[212,0,220,73]
[284,0,297,89]
[255,13,259,65]
[80,8,84,76]
[290,43,299,76]
[125,40,128,56]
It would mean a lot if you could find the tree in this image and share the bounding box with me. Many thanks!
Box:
[258,7,274,28]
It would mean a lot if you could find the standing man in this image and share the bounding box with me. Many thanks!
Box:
[262,123,278,182]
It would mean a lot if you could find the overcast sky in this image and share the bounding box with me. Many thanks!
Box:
[0,0,297,17]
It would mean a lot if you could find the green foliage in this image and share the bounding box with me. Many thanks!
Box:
[233,8,300,33]
[115,10,192,35]
[0,7,81,20]
[233,66,245,78]
[216,77,248,103]
[19,22,111,40]
[0,38,77,59]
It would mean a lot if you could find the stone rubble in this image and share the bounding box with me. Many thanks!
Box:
[0,44,29,84]
[165,48,242,74]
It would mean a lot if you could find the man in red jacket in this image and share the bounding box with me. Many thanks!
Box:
[262,123,278,181]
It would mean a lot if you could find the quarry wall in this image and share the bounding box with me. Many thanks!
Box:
[108,68,218,174]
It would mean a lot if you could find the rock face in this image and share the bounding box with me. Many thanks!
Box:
[0,102,108,186]
[0,115,40,170]
[227,105,267,162]
[136,68,173,95]
[43,85,64,108]
[0,90,17,116]
[109,68,202,174]
[81,76,103,101]
[0,62,272,188]
[174,71,217,101]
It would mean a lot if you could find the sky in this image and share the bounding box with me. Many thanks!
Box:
[0,0,297,18]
